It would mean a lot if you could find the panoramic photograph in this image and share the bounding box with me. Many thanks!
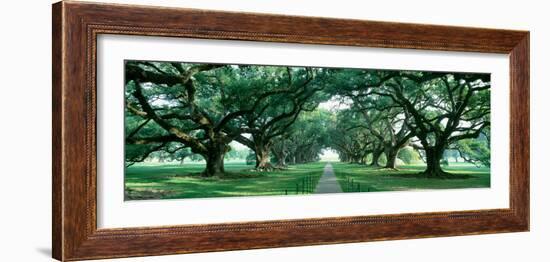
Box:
[124,60,491,200]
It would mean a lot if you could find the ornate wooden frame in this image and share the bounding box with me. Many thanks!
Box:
[52,1,530,261]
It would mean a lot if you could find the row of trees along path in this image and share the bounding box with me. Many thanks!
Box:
[125,62,490,178]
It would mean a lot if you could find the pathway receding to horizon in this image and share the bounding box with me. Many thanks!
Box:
[314,163,343,194]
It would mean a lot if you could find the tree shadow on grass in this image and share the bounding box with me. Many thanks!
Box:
[384,172,476,180]
[172,172,265,180]
[125,176,174,184]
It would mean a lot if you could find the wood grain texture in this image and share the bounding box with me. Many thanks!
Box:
[52,1,530,261]
[509,35,530,226]
[51,2,63,260]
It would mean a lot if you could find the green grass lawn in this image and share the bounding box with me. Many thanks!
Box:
[332,162,490,193]
[125,161,325,200]
[125,161,490,200]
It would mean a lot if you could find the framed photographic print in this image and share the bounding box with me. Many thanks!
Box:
[52,1,529,261]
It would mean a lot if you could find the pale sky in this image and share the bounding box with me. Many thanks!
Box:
[319,148,340,162]
[318,95,351,112]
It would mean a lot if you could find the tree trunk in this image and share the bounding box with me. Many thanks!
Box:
[255,142,273,171]
[370,150,382,167]
[360,151,370,165]
[277,154,286,167]
[272,142,288,168]
[295,153,303,164]
[340,155,346,162]
[422,146,447,178]
[202,142,226,177]
[273,151,287,168]
[384,148,399,169]
[255,150,272,170]
[342,154,350,163]
[288,155,296,165]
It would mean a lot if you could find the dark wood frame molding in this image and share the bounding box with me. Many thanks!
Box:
[52,1,530,261]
